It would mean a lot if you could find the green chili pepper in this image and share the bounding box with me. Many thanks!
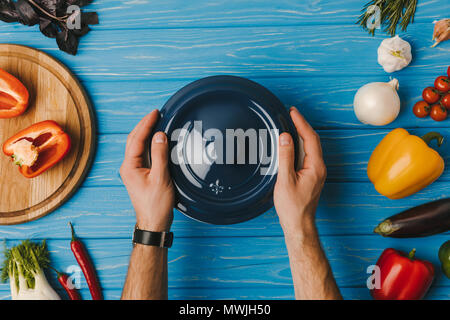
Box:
[438,240,450,279]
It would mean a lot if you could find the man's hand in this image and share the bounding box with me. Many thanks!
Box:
[273,107,341,300]
[274,107,327,238]
[120,109,175,232]
[121,110,174,300]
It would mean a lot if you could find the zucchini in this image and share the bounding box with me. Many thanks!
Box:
[374,198,450,238]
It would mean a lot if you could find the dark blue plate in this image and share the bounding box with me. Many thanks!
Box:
[151,75,300,225]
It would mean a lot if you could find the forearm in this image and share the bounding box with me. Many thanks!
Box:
[121,244,168,300]
[284,218,342,300]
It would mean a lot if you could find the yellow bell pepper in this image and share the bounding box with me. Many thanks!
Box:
[367,128,445,199]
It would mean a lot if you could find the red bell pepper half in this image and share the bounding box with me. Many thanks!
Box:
[0,68,29,118]
[3,120,71,178]
[371,248,434,300]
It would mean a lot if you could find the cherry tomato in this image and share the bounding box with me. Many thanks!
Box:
[413,100,430,118]
[430,104,447,121]
[442,93,450,109]
[435,76,450,92]
[423,87,441,103]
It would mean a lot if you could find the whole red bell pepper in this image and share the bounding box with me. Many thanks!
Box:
[3,120,71,178]
[371,248,434,300]
[0,68,29,118]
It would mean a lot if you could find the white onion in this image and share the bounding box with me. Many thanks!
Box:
[353,79,400,126]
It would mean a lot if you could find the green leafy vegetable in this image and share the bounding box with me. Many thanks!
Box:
[1,240,60,300]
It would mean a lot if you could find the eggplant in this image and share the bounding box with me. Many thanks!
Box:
[374,198,450,238]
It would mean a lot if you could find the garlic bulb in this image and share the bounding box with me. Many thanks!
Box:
[377,36,412,73]
[353,79,400,126]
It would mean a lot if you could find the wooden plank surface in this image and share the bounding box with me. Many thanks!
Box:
[0,0,448,300]
[87,0,448,28]
[66,75,450,134]
[0,236,448,295]
[0,181,448,239]
[0,24,447,82]
[0,286,449,300]
[0,0,442,30]
[78,128,450,187]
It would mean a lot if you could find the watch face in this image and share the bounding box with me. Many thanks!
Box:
[150,75,301,225]
[165,232,174,247]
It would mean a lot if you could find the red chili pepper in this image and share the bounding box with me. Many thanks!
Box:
[0,68,29,119]
[371,248,434,300]
[2,120,71,178]
[54,269,81,300]
[69,222,103,300]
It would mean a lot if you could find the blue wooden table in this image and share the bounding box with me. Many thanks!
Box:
[0,0,449,300]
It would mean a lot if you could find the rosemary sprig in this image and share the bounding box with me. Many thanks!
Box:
[357,0,418,36]
[383,0,404,36]
[400,0,417,31]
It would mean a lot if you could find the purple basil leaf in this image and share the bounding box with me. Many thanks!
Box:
[39,16,51,28]
[55,0,68,17]
[0,0,19,23]
[81,11,97,25]
[39,17,57,38]
[15,0,39,26]
[67,0,92,7]
[0,0,98,55]
[71,23,88,36]
[56,28,79,55]
[37,0,64,15]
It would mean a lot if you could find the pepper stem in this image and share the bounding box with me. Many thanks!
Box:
[421,132,444,147]
[68,222,76,242]
[408,248,416,259]
[49,265,63,277]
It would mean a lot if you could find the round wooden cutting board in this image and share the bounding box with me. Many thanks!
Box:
[0,44,95,225]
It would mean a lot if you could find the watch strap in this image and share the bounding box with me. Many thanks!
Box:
[133,227,173,248]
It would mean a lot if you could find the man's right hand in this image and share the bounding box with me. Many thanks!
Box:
[273,107,327,238]
[273,107,341,300]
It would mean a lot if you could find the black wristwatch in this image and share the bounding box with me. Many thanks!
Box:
[132,225,174,248]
